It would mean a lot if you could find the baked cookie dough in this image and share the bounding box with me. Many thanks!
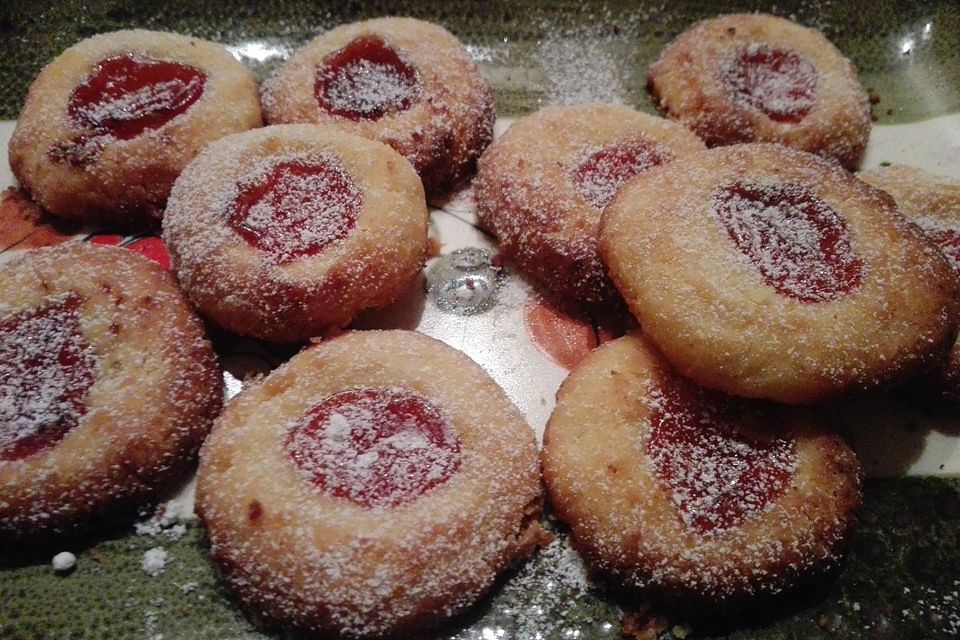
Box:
[542,334,861,608]
[162,124,428,343]
[647,13,870,169]
[860,164,960,401]
[599,144,959,404]
[262,17,494,196]
[9,29,261,226]
[0,243,221,543]
[196,330,543,638]
[475,105,704,306]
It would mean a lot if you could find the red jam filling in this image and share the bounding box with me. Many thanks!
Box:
[0,295,98,461]
[571,140,671,210]
[646,377,796,533]
[50,54,207,166]
[125,237,171,270]
[285,387,461,508]
[68,54,206,139]
[713,180,862,302]
[916,222,960,272]
[723,44,817,124]
[315,35,421,121]
[89,235,171,270]
[226,154,361,264]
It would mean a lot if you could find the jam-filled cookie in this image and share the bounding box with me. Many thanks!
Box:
[474,105,704,307]
[542,334,861,608]
[162,124,428,343]
[9,29,262,226]
[262,17,494,196]
[647,14,870,170]
[0,243,221,543]
[860,164,960,401]
[599,144,959,404]
[196,330,543,638]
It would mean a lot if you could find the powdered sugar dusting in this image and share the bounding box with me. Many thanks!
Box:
[491,534,604,640]
[720,43,818,124]
[537,23,631,106]
[646,380,797,533]
[648,15,870,169]
[712,179,863,302]
[571,139,670,210]
[71,71,204,134]
[196,331,543,637]
[52,54,207,166]
[226,152,361,264]
[261,17,494,195]
[315,35,421,121]
[285,386,462,508]
[912,217,960,271]
[0,293,98,460]
[543,336,860,604]
[0,244,222,542]
[141,547,169,577]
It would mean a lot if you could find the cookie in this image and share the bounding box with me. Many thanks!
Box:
[647,14,870,169]
[162,124,428,343]
[9,29,261,226]
[599,144,959,403]
[475,105,704,306]
[262,17,494,196]
[196,330,544,638]
[860,164,960,401]
[0,243,221,543]
[542,334,861,608]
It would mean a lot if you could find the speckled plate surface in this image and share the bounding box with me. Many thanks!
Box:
[1,1,960,639]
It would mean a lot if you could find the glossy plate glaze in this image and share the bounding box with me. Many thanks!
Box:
[1,1,959,639]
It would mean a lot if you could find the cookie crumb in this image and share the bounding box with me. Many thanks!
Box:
[51,551,76,573]
[141,547,169,576]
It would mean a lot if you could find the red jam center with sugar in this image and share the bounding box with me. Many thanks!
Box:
[68,54,206,140]
[646,378,796,533]
[226,154,362,264]
[713,180,862,302]
[917,222,960,272]
[723,44,817,124]
[0,295,98,461]
[315,35,422,121]
[285,387,462,508]
[571,140,671,210]
[50,54,206,166]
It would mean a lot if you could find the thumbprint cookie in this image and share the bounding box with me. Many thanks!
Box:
[647,14,870,170]
[262,17,494,196]
[474,105,704,307]
[860,164,960,401]
[196,330,543,638]
[0,243,221,543]
[600,144,959,404]
[541,334,861,608]
[9,29,262,226]
[162,124,428,343]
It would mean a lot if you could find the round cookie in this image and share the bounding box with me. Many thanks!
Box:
[0,243,222,543]
[474,105,705,307]
[859,164,960,401]
[261,17,494,196]
[599,144,959,404]
[541,334,861,608]
[162,124,428,343]
[196,330,543,638]
[647,13,870,170]
[9,29,262,226]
